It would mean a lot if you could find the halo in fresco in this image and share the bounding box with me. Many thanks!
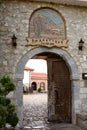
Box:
[30,8,66,39]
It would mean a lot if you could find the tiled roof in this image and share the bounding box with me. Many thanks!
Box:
[31,72,47,80]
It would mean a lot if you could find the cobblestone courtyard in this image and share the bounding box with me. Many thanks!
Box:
[23,93,48,129]
[23,93,84,130]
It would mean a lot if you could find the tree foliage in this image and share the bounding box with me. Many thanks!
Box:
[0,73,19,129]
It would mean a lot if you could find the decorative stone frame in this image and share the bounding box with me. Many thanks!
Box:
[15,47,80,128]
[27,7,68,48]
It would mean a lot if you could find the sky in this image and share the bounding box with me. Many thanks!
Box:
[26,59,47,73]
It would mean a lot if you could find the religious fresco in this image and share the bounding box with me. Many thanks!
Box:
[30,8,66,39]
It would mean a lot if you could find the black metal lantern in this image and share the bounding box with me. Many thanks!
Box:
[78,38,84,51]
[11,34,17,48]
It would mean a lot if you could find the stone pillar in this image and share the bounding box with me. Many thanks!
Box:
[15,74,23,128]
[71,80,81,124]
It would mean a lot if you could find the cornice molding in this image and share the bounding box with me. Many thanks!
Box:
[29,0,87,7]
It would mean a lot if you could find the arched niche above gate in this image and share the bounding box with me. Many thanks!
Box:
[27,8,68,48]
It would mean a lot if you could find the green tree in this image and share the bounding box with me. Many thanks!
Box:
[0,73,19,130]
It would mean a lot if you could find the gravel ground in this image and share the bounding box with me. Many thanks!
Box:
[23,93,85,130]
[23,93,48,128]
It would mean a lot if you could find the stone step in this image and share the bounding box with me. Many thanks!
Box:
[23,124,85,130]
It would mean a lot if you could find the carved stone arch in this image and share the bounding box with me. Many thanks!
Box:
[28,7,66,39]
[16,48,78,79]
[15,47,80,127]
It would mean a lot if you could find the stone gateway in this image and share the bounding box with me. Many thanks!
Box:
[0,0,87,129]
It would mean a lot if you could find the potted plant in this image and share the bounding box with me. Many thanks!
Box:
[0,73,19,130]
[37,87,42,93]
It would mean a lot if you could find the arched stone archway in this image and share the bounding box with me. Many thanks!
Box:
[15,47,80,128]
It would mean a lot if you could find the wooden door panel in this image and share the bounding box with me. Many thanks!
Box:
[52,60,71,123]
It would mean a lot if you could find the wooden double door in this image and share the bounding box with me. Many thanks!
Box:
[48,57,71,123]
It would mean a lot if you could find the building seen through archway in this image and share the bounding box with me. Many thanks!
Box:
[23,60,47,93]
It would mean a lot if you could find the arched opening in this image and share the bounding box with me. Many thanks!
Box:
[15,47,79,127]
[23,51,71,128]
[31,82,37,91]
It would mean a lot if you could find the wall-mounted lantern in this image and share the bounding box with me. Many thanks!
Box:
[78,38,84,51]
[11,34,17,48]
[82,73,87,79]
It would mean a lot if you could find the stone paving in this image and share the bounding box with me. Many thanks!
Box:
[23,93,85,130]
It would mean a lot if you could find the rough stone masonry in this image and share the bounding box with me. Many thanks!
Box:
[0,0,87,128]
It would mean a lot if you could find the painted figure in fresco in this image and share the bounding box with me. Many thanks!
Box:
[31,9,65,39]
[33,13,42,37]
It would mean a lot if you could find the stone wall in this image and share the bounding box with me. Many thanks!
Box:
[0,0,87,127]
